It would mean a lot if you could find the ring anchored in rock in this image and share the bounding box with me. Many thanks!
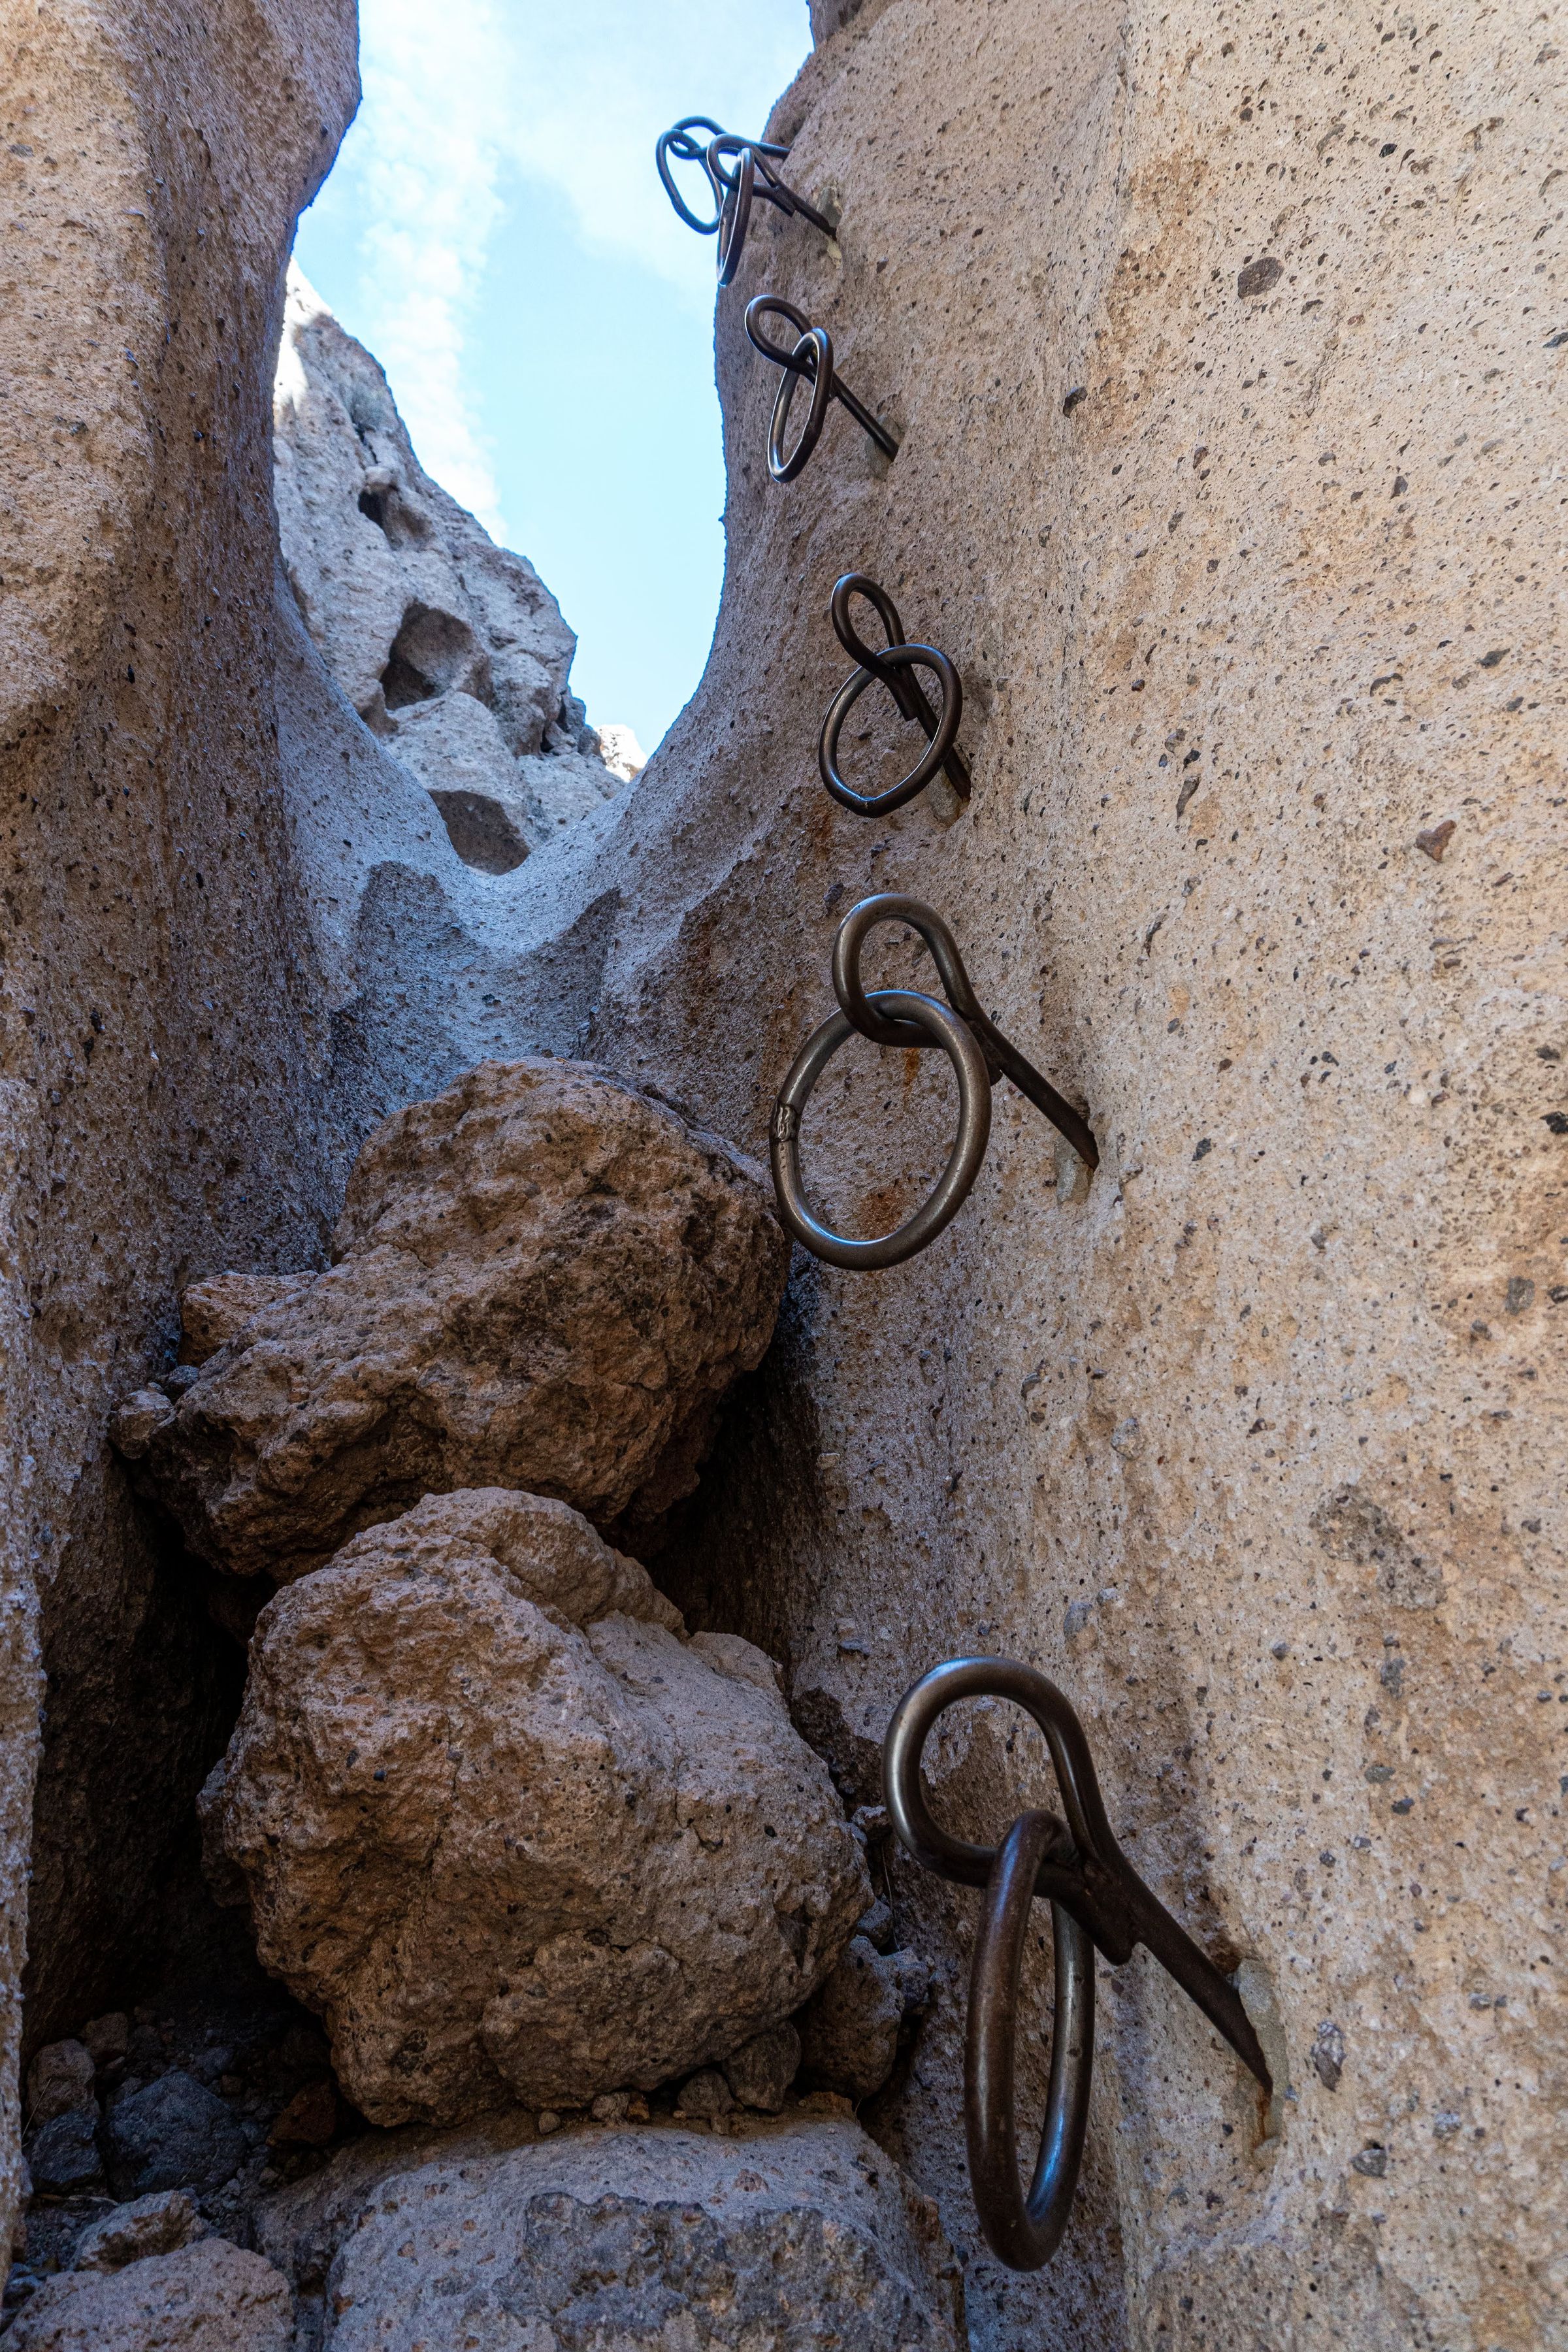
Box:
[770,895,1098,1269]
[655,118,836,286]
[744,297,899,484]
[819,574,972,813]
[883,1658,1275,2272]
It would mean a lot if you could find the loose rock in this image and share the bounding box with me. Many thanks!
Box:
[22,2111,104,2199]
[797,1937,932,2103]
[115,1060,789,1578]
[723,2021,802,2113]
[25,2043,95,2127]
[260,2115,962,2351]
[73,2190,206,2272]
[7,2237,293,2351]
[207,1488,868,2124]
[102,2072,248,2200]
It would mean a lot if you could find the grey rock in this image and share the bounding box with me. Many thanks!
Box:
[856,1897,894,1952]
[798,1936,932,2103]
[74,2190,206,2271]
[7,2237,292,2351]
[261,2115,962,2350]
[723,2023,801,2113]
[103,2072,247,2200]
[26,2042,96,2127]
[24,2110,105,2198]
[78,2016,130,2071]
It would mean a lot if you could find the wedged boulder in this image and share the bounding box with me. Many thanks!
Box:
[257,2114,962,2350]
[5,2237,293,2351]
[798,1936,934,2102]
[206,1489,869,2125]
[112,1059,789,1580]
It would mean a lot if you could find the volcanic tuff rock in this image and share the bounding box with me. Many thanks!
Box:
[259,2115,962,2352]
[274,265,640,872]
[5,2240,293,2352]
[112,1058,789,1578]
[204,1487,869,2124]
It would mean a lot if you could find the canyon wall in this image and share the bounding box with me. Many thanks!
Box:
[502,3,1565,2344]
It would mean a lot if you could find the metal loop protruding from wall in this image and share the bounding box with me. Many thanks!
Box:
[745,297,899,483]
[769,894,1097,1270]
[819,574,972,813]
[655,120,835,285]
[882,1657,1275,2273]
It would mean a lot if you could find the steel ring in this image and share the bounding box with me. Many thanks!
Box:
[769,987,992,1269]
[819,645,962,815]
[968,1812,1096,2272]
[769,329,834,482]
[716,144,754,284]
[655,116,725,233]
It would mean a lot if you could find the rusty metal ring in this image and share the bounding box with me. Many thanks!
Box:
[881,1656,1274,2272]
[821,574,971,808]
[655,116,727,233]
[820,645,962,815]
[968,1811,1095,2271]
[769,988,992,1270]
[745,296,899,483]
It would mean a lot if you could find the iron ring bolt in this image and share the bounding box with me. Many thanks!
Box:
[708,137,836,287]
[819,573,972,812]
[882,1657,1276,2274]
[655,120,836,283]
[770,987,992,1271]
[744,297,899,484]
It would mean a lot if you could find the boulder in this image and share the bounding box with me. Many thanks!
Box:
[206,1488,869,2125]
[102,2074,248,2201]
[22,2110,103,2199]
[258,2115,962,2350]
[723,2021,802,2113]
[6,2237,292,2351]
[25,2043,95,2127]
[797,1938,934,2104]
[73,2191,206,2272]
[112,1059,789,1580]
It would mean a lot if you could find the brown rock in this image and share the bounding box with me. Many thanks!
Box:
[723,2021,802,2113]
[1416,820,1457,862]
[25,2042,95,2127]
[120,1060,788,1579]
[7,2238,293,2351]
[176,1275,313,1366]
[73,2189,206,2272]
[208,1488,868,2125]
[796,1936,928,2102]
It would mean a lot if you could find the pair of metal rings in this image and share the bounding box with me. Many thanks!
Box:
[770,895,1098,1270]
[744,297,900,484]
[883,1658,1273,2271]
[820,575,972,813]
[655,118,834,286]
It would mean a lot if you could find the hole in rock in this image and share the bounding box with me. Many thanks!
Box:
[380,604,486,710]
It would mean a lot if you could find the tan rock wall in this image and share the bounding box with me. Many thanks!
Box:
[0,0,358,2146]
[517,3,1568,2343]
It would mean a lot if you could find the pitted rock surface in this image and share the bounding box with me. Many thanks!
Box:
[5,2236,293,2351]
[206,1488,868,2124]
[261,2116,961,2351]
[116,1059,789,1579]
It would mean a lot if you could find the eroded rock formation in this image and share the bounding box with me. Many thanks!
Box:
[275,266,640,872]
[114,1057,789,1576]
[204,1487,869,2124]
[5,2236,294,2352]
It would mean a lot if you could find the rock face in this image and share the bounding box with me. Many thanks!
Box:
[274,265,640,872]
[258,2115,962,2351]
[205,1487,869,2123]
[6,2236,293,2352]
[116,1057,790,1578]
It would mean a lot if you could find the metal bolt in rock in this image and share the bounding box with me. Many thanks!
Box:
[819,573,972,813]
[655,117,836,286]
[883,1657,1275,2271]
[770,894,1097,1269]
[744,296,899,483]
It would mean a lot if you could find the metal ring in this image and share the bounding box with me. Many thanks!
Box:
[769,988,991,1269]
[819,645,962,815]
[821,574,971,808]
[770,330,834,483]
[716,144,754,286]
[968,1812,1095,2272]
[655,116,727,233]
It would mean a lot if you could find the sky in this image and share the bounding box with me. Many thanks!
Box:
[294,0,812,759]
